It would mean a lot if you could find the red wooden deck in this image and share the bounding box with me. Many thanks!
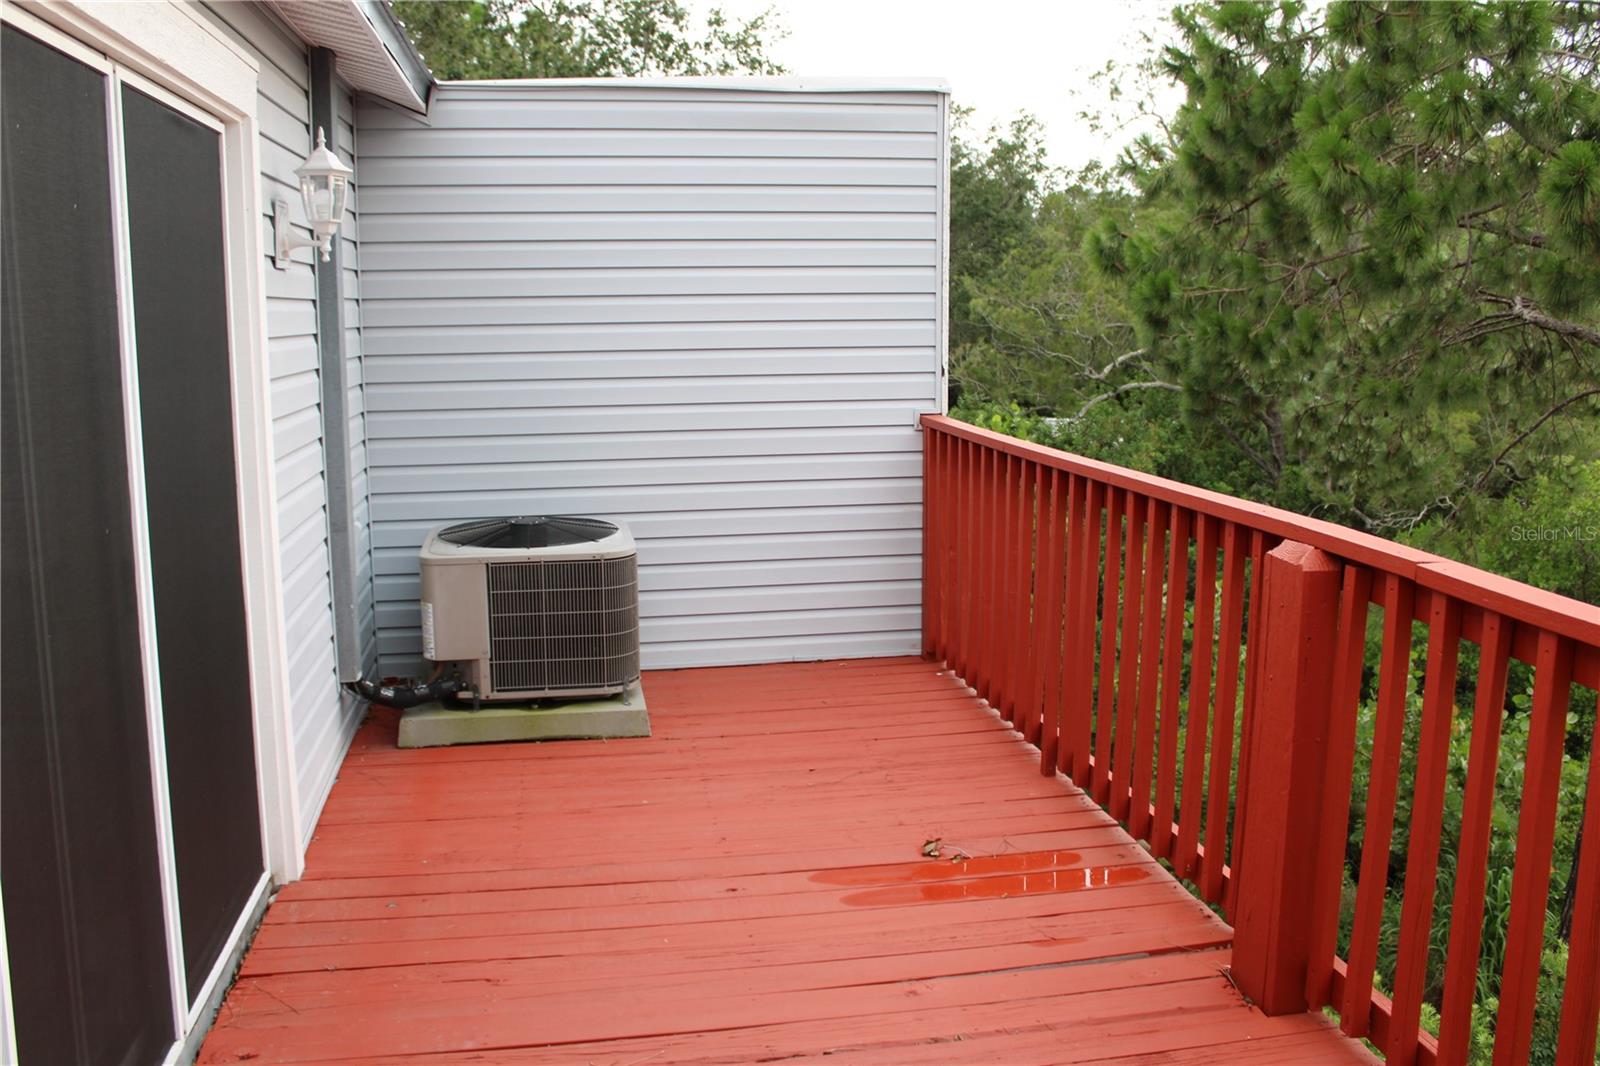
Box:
[201,658,1376,1064]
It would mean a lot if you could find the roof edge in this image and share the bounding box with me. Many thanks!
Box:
[355,0,433,109]
[438,75,951,94]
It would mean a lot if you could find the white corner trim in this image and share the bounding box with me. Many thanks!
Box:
[937,91,951,415]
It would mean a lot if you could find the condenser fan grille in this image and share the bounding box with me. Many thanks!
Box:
[486,556,640,695]
[438,515,618,550]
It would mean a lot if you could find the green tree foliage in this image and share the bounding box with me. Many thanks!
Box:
[1085,0,1600,530]
[948,111,1053,366]
[392,0,784,81]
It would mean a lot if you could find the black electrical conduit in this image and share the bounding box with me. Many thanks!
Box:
[345,674,466,709]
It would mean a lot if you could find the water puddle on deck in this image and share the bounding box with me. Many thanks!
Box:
[809,850,1152,907]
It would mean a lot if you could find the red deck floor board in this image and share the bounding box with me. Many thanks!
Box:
[201,657,1375,1064]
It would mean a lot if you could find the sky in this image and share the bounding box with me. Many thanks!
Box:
[698,0,1188,172]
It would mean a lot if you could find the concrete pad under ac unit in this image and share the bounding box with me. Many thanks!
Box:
[397,681,650,748]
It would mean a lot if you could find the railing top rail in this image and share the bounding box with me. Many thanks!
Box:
[922,414,1600,649]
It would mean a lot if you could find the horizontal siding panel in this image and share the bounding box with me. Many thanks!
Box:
[360,128,937,159]
[372,581,918,632]
[362,213,935,244]
[374,529,919,584]
[641,631,921,670]
[366,402,924,438]
[361,265,935,300]
[266,297,318,338]
[362,157,936,187]
[366,374,932,410]
[370,503,918,548]
[363,350,934,384]
[359,99,940,133]
[360,185,938,214]
[273,407,323,462]
[369,452,921,493]
[265,262,316,300]
[366,427,916,466]
[360,240,937,272]
[274,439,324,502]
[271,368,320,420]
[361,293,933,328]
[369,478,922,521]
[268,333,318,376]
[644,605,919,643]
[373,555,923,609]
[362,321,934,357]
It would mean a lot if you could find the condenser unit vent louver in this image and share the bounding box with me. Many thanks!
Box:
[419,516,640,701]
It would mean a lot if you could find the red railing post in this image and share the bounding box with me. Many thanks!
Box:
[1231,539,1342,1016]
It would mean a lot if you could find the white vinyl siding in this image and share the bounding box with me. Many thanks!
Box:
[355,82,947,672]
[198,3,370,843]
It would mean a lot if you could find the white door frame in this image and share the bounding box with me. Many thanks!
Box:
[0,0,304,1054]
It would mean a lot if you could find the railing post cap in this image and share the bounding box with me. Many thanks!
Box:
[1267,539,1341,574]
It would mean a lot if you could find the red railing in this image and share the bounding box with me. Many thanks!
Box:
[920,414,1600,1065]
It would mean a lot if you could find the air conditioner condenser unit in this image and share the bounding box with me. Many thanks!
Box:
[419,515,641,702]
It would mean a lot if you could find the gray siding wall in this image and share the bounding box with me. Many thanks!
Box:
[356,82,947,672]
[199,3,373,842]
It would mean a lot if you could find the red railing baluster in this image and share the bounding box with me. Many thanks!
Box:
[1066,478,1100,784]
[1493,630,1575,1065]
[1023,462,1051,744]
[1036,469,1066,769]
[1045,469,1070,766]
[1201,521,1247,904]
[976,446,998,704]
[1129,498,1167,842]
[998,451,1024,736]
[995,451,1013,715]
[1435,611,1513,1062]
[1387,594,1462,1064]
[1017,460,1043,742]
[1056,475,1083,777]
[1012,458,1036,737]
[1227,530,1270,922]
[1341,573,1418,1038]
[1305,563,1374,1010]
[1152,505,1191,860]
[955,437,973,683]
[1092,488,1124,807]
[938,431,956,665]
[1175,513,1218,880]
[1111,490,1146,824]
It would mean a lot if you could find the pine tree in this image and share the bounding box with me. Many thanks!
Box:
[1089,0,1600,530]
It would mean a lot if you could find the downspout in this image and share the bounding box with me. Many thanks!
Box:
[310,47,363,683]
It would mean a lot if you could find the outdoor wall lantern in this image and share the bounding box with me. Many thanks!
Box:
[273,126,353,269]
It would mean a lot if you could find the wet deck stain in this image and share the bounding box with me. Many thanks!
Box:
[811,849,1089,887]
[808,849,1153,906]
[835,863,1151,907]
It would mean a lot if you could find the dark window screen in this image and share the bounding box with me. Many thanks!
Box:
[121,84,265,1004]
[1,25,176,1066]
